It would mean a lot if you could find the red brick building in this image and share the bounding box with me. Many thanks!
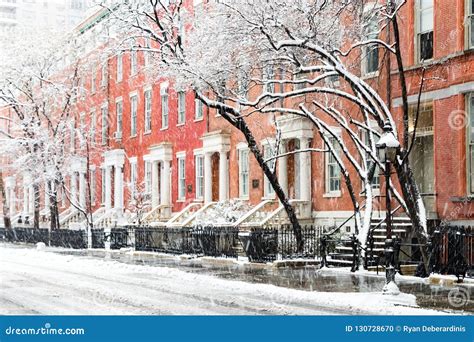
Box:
[2,0,474,234]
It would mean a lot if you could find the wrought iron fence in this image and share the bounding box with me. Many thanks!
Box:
[240,225,322,263]
[0,227,87,249]
[110,228,130,250]
[50,229,87,249]
[192,226,240,258]
[429,225,473,279]
[0,227,50,244]
[91,228,105,249]
[134,226,194,254]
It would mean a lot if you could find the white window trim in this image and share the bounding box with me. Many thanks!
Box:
[176,151,186,201]
[116,52,123,83]
[178,91,186,125]
[237,143,250,200]
[414,0,434,63]
[467,93,474,195]
[144,87,152,134]
[261,139,276,199]
[194,98,204,121]
[194,149,204,200]
[360,122,381,196]
[129,91,138,137]
[323,128,342,197]
[466,0,474,50]
[144,160,152,196]
[115,97,123,139]
[161,86,169,129]
[101,102,108,145]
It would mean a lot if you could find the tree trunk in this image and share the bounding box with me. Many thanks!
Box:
[234,116,304,252]
[0,171,12,229]
[33,183,40,229]
[393,161,429,267]
[49,181,60,230]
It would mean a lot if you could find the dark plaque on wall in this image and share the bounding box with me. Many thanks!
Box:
[252,179,260,189]
[187,184,193,193]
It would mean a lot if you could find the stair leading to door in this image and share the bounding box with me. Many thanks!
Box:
[326,216,411,268]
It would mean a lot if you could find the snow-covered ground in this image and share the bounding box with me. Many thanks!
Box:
[0,244,451,315]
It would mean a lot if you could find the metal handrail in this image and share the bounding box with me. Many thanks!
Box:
[322,203,367,237]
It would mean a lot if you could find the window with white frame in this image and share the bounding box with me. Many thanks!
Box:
[263,143,276,197]
[130,94,138,136]
[363,15,379,75]
[144,37,151,66]
[130,161,137,197]
[101,63,107,87]
[264,65,275,93]
[195,154,204,199]
[115,99,122,137]
[237,68,248,98]
[239,148,250,198]
[117,52,123,82]
[416,0,434,62]
[161,87,169,128]
[130,42,138,76]
[294,72,307,90]
[101,104,108,145]
[467,93,474,194]
[178,91,186,124]
[90,109,96,141]
[144,161,152,195]
[90,169,96,205]
[101,168,106,204]
[178,155,186,200]
[362,129,380,190]
[195,98,203,120]
[144,89,152,133]
[325,136,341,194]
[467,0,474,49]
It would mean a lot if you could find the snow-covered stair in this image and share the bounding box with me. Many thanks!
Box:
[327,216,411,268]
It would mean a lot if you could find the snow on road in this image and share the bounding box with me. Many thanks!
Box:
[0,244,444,315]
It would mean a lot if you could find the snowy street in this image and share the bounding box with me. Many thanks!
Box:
[0,244,452,315]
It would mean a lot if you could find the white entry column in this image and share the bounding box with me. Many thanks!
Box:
[218,151,228,201]
[5,177,15,217]
[70,172,78,208]
[114,165,124,214]
[44,181,50,210]
[299,137,312,202]
[79,172,86,209]
[160,160,171,207]
[28,183,34,216]
[204,152,212,203]
[278,141,288,195]
[151,161,160,208]
[104,166,112,211]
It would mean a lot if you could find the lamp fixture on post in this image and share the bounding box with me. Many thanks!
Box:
[376,121,401,295]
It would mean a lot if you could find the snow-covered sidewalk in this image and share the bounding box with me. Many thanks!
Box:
[0,244,447,315]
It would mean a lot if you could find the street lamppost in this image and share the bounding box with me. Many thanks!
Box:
[376,121,400,295]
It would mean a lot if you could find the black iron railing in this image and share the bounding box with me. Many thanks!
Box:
[0,227,86,249]
[241,225,322,263]
[429,225,473,279]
